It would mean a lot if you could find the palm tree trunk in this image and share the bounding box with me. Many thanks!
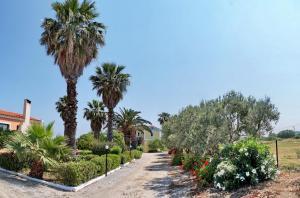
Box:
[29,160,44,179]
[65,79,78,149]
[91,122,100,140]
[107,108,114,142]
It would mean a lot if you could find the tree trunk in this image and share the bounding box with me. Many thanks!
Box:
[130,131,137,149]
[65,79,78,149]
[91,121,101,140]
[107,108,114,142]
[29,160,44,179]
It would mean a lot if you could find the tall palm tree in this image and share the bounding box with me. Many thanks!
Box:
[90,63,130,141]
[115,108,152,147]
[83,100,106,140]
[5,123,71,179]
[158,112,170,125]
[40,0,105,148]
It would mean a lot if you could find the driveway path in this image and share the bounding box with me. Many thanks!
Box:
[0,153,188,198]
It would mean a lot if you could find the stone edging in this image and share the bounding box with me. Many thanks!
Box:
[0,160,136,192]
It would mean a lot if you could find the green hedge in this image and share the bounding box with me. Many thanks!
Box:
[92,142,113,156]
[131,150,143,159]
[110,145,122,155]
[55,161,98,186]
[0,152,26,171]
[91,154,121,175]
[121,151,132,164]
[77,154,98,161]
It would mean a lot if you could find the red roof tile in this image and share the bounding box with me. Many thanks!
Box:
[0,109,41,122]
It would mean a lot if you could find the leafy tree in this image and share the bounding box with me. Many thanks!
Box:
[277,130,295,138]
[115,108,151,148]
[83,100,106,139]
[40,0,105,148]
[158,112,170,125]
[5,123,71,179]
[90,63,130,142]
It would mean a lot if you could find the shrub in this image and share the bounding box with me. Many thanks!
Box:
[131,150,143,159]
[0,130,13,149]
[121,151,132,164]
[0,152,26,171]
[55,161,98,186]
[79,150,93,155]
[77,154,98,161]
[214,138,278,191]
[108,154,121,169]
[110,145,122,155]
[113,131,126,151]
[91,154,121,175]
[77,133,95,150]
[172,153,183,166]
[277,130,295,139]
[182,154,197,170]
[92,142,113,156]
[148,139,164,152]
[136,145,144,152]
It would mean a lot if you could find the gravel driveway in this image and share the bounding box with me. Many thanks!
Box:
[0,153,186,198]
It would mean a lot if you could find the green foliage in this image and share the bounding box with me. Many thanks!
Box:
[136,145,144,152]
[92,142,112,156]
[131,150,143,159]
[77,133,95,150]
[214,138,278,191]
[0,152,27,171]
[121,151,132,164]
[77,154,98,161]
[55,161,98,186]
[277,130,295,139]
[112,131,126,151]
[79,150,93,155]
[110,145,122,155]
[90,154,121,175]
[0,130,13,149]
[162,91,280,156]
[108,154,121,169]
[172,153,184,166]
[148,139,164,152]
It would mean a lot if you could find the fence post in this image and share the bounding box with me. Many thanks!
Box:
[275,140,279,168]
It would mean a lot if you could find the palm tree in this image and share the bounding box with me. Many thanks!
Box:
[83,100,106,140]
[115,108,152,147]
[158,112,170,125]
[55,96,68,132]
[40,0,105,148]
[5,123,71,179]
[90,63,130,141]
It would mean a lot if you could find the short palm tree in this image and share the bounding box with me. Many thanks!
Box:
[40,0,105,148]
[115,108,152,147]
[55,96,68,130]
[83,100,106,140]
[158,112,170,125]
[5,123,71,179]
[90,63,130,141]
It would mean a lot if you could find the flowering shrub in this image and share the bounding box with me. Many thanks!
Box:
[194,156,220,186]
[214,138,278,190]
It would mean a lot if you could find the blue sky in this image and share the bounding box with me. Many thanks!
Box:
[1,0,300,136]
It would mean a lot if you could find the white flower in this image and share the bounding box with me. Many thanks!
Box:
[246,172,250,177]
[245,152,249,156]
[239,148,243,153]
[222,186,225,191]
[240,176,245,181]
[217,169,225,177]
[235,174,240,179]
[216,183,221,189]
[252,169,257,174]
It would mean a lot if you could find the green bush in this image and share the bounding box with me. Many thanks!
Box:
[110,145,122,155]
[55,161,98,186]
[77,133,95,150]
[182,154,196,170]
[108,154,121,169]
[90,154,121,175]
[77,154,98,161]
[113,131,126,151]
[92,142,112,156]
[0,130,13,149]
[121,151,132,164]
[136,145,144,152]
[131,150,143,159]
[148,139,164,152]
[0,152,26,171]
[172,153,183,166]
[196,156,221,186]
[214,138,278,191]
[79,150,93,155]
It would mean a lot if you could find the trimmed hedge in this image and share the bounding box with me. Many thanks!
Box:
[131,150,143,159]
[77,154,98,161]
[121,151,132,164]
[92,142,113,156]
[0,152,26,171]
[91,154,121,175]
[55,161,98,186]
[110,145,122,155]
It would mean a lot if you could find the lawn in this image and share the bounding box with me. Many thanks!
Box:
[263,138,300,169]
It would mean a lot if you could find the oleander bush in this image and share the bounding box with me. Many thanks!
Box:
[131,150,143,159]
[0,152,27,171]
[55,161,98,186]
[110,145,122,155]
[213,138,278,191]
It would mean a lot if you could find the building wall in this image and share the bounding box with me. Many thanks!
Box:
[0,118,21,131]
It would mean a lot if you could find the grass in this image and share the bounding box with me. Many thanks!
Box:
[263,138,300,170]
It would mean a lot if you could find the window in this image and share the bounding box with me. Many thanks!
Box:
[0,123,9,131]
